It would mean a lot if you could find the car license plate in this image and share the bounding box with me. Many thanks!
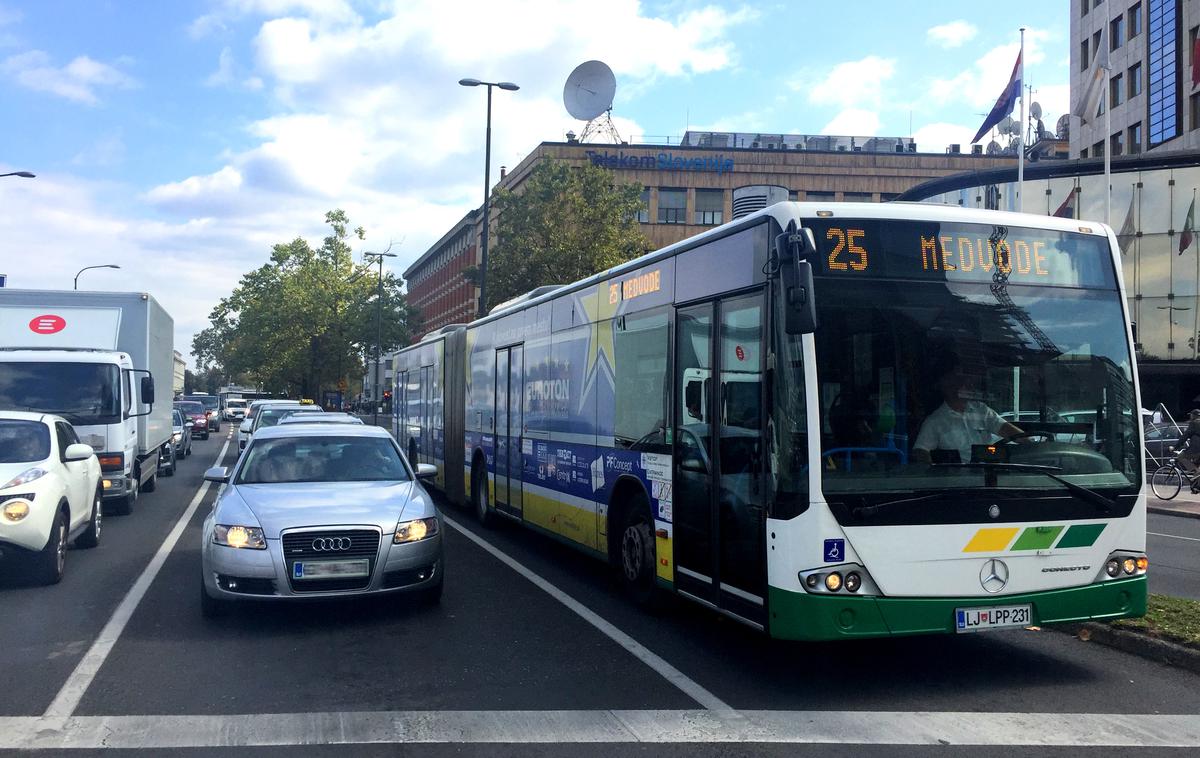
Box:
[955,604,1032,633]
[292,559,369,580]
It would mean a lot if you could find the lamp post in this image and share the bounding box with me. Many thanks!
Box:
[74,264,120,290]
[459,77,519,318]
[0,171,35,179]
[363,250,396,427]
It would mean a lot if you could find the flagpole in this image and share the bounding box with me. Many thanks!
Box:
[1193,188,1198,359]
[1104,80,1112,226]
[1018,27,1026,212]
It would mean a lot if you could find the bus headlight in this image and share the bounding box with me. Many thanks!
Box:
[1122,557,1138,575]
[1100,552,1147,581]
[824,572,843,592]
[1105,559,1121,577]
[844,572,862,593]
[799,564,879,595]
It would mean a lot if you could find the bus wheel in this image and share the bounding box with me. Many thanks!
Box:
[619,496,657,606]
[472,464,493,527]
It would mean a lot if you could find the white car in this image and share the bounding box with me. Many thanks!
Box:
[223,399,248,422]
[0,411,103,585]
[238,400,304,452]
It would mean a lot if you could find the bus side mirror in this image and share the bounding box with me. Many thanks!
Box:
[784,260,818,335]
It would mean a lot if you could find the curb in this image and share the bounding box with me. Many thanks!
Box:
[1147,504,1200,520]
[1060,622,1200,674]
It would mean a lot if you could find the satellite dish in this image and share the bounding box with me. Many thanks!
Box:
[1030,101,1043,120]
[563,61,616,121]
[1055,114,1070,140]
[986,140,1001,155]
[998,116,1014,134]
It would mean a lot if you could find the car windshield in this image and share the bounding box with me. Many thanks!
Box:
[0,419,51,464]
[183,395,218,411]
[225,400,246,409]
[236,435,410,484]
[0,362,122,426]
[176,402,204,415]
[256,407,313,428]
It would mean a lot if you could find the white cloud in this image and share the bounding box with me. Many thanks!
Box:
[71,132,126,167]
[927,20,977,49]
[189,0,358,38]
[930,29,1051,109]
[0,50,135,104]
[799,56,896,109]
[912,122,977,153]
[821,109,881,136]
[205,46,236,86]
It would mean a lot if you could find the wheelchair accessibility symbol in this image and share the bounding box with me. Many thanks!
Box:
[823,539,845,563]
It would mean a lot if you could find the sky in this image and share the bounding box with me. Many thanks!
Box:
[0,0,1073,366]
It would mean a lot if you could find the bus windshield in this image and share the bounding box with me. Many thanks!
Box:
[791,220,1138,524]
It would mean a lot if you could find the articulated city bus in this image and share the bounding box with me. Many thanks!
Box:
[394,202,1147,640]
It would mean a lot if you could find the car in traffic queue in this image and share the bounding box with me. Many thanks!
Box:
[238,401,319,451]
[223,398,247,422]
[171,408,193,459]
[179,393,221,433]
[277,412,364,426]
[198,424,443,615]
[238,399,301,451]
[0,412,103,585]
[175,400,210,440]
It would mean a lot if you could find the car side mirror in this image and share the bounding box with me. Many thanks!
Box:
[239,421,252,433]
[64,443,95,462]
[203,466,230,483]
[680,453,707,474]
[415,462,437,480]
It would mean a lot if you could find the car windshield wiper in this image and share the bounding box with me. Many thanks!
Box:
[930,462,1116,513]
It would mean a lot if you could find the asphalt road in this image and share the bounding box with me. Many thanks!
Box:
[1,429,1198,755]
[1148,512,1200,600]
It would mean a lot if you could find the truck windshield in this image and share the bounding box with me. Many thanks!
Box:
[0,362,122,426]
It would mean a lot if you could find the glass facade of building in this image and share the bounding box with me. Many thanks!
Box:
[902,154,1200,415]
[1147,0,1181,147]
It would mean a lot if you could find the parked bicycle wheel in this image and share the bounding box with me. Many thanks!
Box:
[1150,464,1183,500]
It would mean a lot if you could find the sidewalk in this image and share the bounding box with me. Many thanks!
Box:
[1145,486,1200,519]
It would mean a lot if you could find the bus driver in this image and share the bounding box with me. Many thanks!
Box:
[913,358,1024,464]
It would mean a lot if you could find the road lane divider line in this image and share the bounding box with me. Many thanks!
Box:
[1148,531,1200,542]
[443,515,733,715]
[43,437,233,719]
[6,709,1200,748]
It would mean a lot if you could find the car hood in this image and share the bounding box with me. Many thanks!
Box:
[217,480,419,537]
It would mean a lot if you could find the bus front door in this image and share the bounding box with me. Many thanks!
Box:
[673,294,766,627]
[493,345,524,518]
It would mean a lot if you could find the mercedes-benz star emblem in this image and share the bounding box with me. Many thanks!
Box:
[980,558,1009,593]
[312,537,352,551]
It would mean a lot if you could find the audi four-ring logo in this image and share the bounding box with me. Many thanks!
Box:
[312,537,352,551]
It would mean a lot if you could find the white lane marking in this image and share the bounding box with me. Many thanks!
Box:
[443,515,733,715]
[1148,531,1200,543]
[43,437,232,718]
[4,710,1200,748]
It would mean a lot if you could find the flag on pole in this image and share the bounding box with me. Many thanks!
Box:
[1052,192,1075,219]
[972,50,1022,144]
[1117,192,1136,256]
[1073,29,1109,124]
[1179,195,1195,255]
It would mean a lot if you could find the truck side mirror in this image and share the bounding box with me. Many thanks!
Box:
[141,375,155,406]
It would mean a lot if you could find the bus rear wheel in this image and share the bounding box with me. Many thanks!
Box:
[619,496,657,607]
[472,464,493,527]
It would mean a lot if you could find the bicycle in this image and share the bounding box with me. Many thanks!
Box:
[1149,457,1200,500]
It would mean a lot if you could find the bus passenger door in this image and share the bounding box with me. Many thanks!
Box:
[493,345,524,518]
[494,349,510,512]
[673,294,767,627]
[420,365,433,465]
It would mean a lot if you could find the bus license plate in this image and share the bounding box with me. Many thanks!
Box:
[955,604,1031,633]
[292,559,369,580]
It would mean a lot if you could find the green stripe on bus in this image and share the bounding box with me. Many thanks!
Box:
[1054,523,1106,549]
[1010,525,1064,551]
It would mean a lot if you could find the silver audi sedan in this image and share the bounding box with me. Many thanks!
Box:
[199,424,443,616]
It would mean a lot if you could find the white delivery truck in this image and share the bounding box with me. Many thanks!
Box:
[0,290,174,514]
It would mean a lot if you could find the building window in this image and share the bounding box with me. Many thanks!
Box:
[806,191,836,202]
[1129,121,1143,152]
[1081,147,1090,158]
[638,188,649,223]
[843,192,873,202]
[1147,0,1181,148]
[1129,2,1143,37]
[1111,130,1125,155]
[1094,0,1103,8]
[657,188,686,224]
[1081,38,1090,71]
[787,190,799,201]
[1129,62,1143,96]
[1112,15,1125,48]
[1192,92,1200,130]
[1092,30,1102,60]
[1093,139,1105,157]
[1082,0,1089,16]
[1110,72,1124,105]
[694,189,723,225]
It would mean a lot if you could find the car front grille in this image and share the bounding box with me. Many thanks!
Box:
[282,528,380,593]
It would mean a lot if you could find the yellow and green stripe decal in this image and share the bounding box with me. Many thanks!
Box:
[963,523,1106,553]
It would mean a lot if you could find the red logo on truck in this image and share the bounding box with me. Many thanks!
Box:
[28,314,66,334]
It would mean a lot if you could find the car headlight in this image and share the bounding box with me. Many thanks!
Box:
[213,524,267,549]
[394,517,440,544]
[1,467,48,490]
[2,499,31,522]
[172,432,182,442]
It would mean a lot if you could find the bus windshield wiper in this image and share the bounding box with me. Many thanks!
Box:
[930,462,1115,513]
[852,492,946,518]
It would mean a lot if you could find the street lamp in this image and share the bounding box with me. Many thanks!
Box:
[363,249,397,427]
[0,171,35,179]
[459,77,519,318]
[74,264,120,290]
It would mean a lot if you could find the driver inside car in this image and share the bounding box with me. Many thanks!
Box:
[913,358,1024,464]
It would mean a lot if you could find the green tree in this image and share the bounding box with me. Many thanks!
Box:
[469,158,650,311]
[193,209,416,399]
